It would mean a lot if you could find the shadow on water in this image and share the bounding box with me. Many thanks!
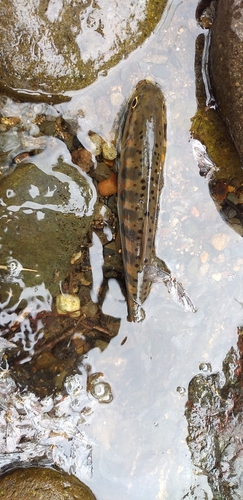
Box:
[1,0,243,498]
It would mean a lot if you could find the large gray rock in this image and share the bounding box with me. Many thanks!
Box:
[0,0,167,102]
[210,0,243,164]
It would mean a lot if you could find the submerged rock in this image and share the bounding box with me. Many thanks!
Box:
[210,0,243,164]
[0,0,167,102]
[0,467,96,499]
[0,144,95,299]
[185,327,243,498]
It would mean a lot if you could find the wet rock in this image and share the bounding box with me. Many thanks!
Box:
[0,153,94,300]
[185,328,243,498]
[92,161,111,182]
[191,30,243,237]
[71,148,94,173]
[210,0,243,164]
[0,467,96,499]
[102,142,117,161]
[56,293,81,318]
[0,0,167,102]
[98,171,117,197]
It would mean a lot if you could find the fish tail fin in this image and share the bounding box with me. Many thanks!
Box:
[127,297,146,322]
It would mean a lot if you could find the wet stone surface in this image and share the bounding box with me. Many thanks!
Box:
[0,0,167,102]
[0,467,96,499]
[209,0,243,164]
[191,29,243,237]
[185,327,243,498]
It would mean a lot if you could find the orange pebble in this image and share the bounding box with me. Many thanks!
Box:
[98,171,117,196]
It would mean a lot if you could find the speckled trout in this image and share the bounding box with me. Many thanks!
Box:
[118,80,167,322]
[118,80,195,322]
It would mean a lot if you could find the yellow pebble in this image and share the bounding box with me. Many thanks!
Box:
[56,294,81,318]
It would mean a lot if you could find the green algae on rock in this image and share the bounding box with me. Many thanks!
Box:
[0,0,167,103]
[0,467,96,499]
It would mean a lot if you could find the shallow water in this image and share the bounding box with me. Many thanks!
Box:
[0,0,243,498]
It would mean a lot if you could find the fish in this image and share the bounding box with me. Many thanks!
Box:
[118,80,195,321]
[117,80,167,322]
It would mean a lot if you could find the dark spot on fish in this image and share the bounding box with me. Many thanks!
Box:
[124,146,136,158]
[123,207,137,221]
[123,247,136,265]
[123,225,137,241]
[120,189,135,202]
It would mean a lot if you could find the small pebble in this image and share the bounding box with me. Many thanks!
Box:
[89,133,102,156]
[56,294,81,318]
[110,91,124,107]
[211,233,230,251]
[71,147,94,172]
[98,171,117,197]
[200,250,209,263]
[13,152,30,164]
[102,142,117,161]
[70,250,82,265]
[191,206,200,218]
[211,273,222,282]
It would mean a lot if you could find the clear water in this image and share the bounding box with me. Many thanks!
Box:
[1,0,243,498]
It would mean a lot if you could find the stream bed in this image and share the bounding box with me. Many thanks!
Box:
[1,0,243,498]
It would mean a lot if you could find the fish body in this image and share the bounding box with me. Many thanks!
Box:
[118,80,167,322]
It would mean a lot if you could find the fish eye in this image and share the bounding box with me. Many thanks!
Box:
[131,96,139,109]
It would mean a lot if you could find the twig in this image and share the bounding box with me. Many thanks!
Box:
[14,314,86,364]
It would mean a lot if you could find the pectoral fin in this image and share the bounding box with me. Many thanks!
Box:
[144,260,196,313]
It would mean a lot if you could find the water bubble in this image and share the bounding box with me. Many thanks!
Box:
[199,362,212,372]
[90,381,113,404]
[176,386,186,396]
[7,258,23,277]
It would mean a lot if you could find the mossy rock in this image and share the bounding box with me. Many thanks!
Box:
[0,156,94,300]
[0,0,168,102]
[0,467,96,499]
